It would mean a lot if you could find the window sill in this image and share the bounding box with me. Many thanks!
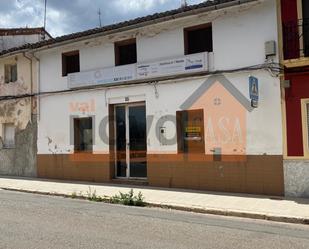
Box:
[2,146,16,150]
[4,81,17,84]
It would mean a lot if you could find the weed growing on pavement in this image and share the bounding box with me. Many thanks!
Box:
[71,191,77,199]
[111,189,146,206]
[86,187,107,202]
[70,188,146,207]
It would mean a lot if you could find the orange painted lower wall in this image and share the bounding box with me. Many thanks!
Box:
[37,153,284,196]
[147,154,284,196]
[37,154,112,182]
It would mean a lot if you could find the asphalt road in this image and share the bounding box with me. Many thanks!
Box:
[0,190,308,249]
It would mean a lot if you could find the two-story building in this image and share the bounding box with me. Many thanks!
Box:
[31,0,283,195]
[0,0,285,196]
[280,0,309,197]
[0,27,50,176]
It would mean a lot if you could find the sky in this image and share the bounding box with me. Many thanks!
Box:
[0,0,205,37]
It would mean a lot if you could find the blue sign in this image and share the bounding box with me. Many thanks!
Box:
[249,76,259,101]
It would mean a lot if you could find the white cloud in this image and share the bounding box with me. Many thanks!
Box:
[0,0,205,37]
[114,0,172,12]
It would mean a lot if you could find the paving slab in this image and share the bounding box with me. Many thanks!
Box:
[0,177,308,224]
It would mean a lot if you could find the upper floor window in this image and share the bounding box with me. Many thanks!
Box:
[4,64,17,83]
[184,24,213,55]
[62,50,80,76]
[115,39,137,66]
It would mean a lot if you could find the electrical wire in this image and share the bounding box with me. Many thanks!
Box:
[0,62,284,103]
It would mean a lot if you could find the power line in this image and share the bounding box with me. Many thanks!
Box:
[0,63,283,103]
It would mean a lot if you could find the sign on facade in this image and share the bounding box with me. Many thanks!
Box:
[249,76,259,108]
[68,64,136,89]
[68,53,208,88]
[137,53,207,79]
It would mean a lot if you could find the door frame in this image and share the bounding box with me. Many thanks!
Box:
[114,102,147,179]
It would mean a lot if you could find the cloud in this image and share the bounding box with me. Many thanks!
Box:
[114,0,171,12]
[0,0,205,37]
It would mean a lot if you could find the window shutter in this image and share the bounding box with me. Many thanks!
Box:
[4,65,11,83]
[11,64,17,82]
[4,124,15,148]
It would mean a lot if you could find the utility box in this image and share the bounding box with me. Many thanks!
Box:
[265,40,276,57]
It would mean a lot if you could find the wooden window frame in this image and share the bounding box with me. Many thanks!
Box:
[62,50,80,77]
[301,98,309,157]
[184,23,213,55]
[114,38,137,66]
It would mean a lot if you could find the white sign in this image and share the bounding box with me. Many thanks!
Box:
[68,64,136,88]
[67,52,210,89]
[137,52,208,79]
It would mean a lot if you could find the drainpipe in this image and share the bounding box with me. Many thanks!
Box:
[23,52,34,123]
[31,53,40,122]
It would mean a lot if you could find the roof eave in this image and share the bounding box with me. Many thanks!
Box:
[0,0,260,58]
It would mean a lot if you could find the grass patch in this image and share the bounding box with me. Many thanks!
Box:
[70,188,146,207]
[110,189,146,206]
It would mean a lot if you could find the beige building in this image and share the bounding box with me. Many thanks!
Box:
[0,28,49,176]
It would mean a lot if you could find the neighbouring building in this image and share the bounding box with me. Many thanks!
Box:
[0,27,51,51]
[0,0,285,196]
[0,27,50,176]
[280,0,309,197]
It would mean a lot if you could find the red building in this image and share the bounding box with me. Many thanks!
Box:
[281,0,309,197]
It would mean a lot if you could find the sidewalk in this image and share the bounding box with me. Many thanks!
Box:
[0,177,308,224]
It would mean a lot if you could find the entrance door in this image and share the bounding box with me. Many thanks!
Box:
[115,103,147,178]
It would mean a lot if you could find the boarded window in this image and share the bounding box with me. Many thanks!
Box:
[62,51,80,76]
[115,39,137,66]
[184,24,213,55]
[4,64,17,83]
[3,123,15,148]
[74,117,93,152]
[176,109,205,154]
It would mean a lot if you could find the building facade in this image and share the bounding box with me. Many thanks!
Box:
[281,0,309,197]
[30,0,284,195]
[0,28,49,176]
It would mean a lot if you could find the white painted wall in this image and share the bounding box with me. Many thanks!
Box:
[38,70,282,155]
[39,48,67,92]
[213,0,278,70]
[137,27,184,62]
[80,43,115,71]
[38,0,278,93]
[37,0,282,156]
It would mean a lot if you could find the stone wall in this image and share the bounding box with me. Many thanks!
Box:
[0,115,37,177]
[284,160,309,198]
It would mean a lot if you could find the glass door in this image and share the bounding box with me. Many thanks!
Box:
[115,106,127,177]
[129,105,147,178]
[115,103,147,178]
